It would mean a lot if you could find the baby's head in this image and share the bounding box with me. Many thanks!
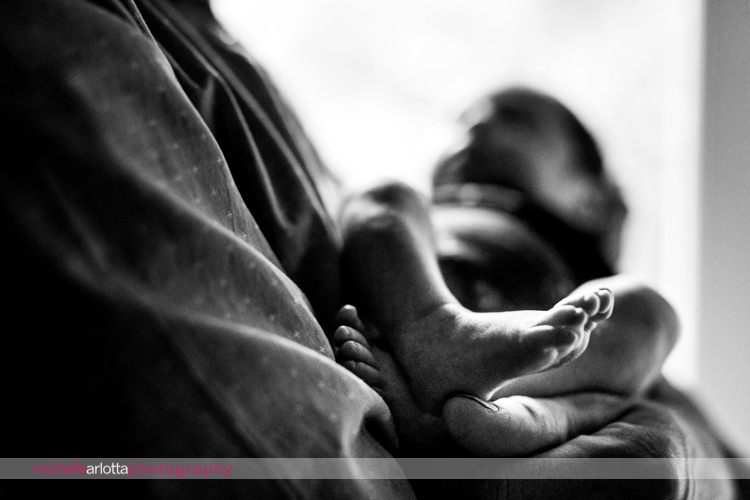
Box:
[432,86,627,274]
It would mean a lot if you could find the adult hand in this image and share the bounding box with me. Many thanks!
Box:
[439,377,738,499]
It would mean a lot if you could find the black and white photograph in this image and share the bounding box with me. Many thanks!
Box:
[2,0,749,498]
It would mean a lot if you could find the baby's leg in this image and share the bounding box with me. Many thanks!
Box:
[492,275,680,399]
[341,181,610,413]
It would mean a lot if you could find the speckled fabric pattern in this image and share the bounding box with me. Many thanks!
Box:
[0,1,411,497]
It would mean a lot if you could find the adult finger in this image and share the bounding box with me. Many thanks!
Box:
[442,392,632,457]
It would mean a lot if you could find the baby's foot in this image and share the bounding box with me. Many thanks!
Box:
[387,288,614,414]
[333,305,381,387]
[333,306,452,453]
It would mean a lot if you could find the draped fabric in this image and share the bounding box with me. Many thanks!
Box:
[0,1,412,497]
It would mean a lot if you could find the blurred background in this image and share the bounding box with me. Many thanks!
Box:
[212,0,750,454]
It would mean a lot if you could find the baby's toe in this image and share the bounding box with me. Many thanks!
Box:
[336,338,377,367]
[333,325,370,349]
[335,304,366,331]
[591,288,614,321]
[557,293,595,315]
[538,304,587,329]
[529,306,589,362]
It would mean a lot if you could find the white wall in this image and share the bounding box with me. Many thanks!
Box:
[696,0,750,455]
[658,0,703,389]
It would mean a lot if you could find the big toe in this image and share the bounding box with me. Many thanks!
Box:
[335,304,366,331]
[591,288,614,321]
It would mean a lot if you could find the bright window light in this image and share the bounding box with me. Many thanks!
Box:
[213,0,702,386]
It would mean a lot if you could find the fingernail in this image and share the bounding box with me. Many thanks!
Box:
[454,394,499,412]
